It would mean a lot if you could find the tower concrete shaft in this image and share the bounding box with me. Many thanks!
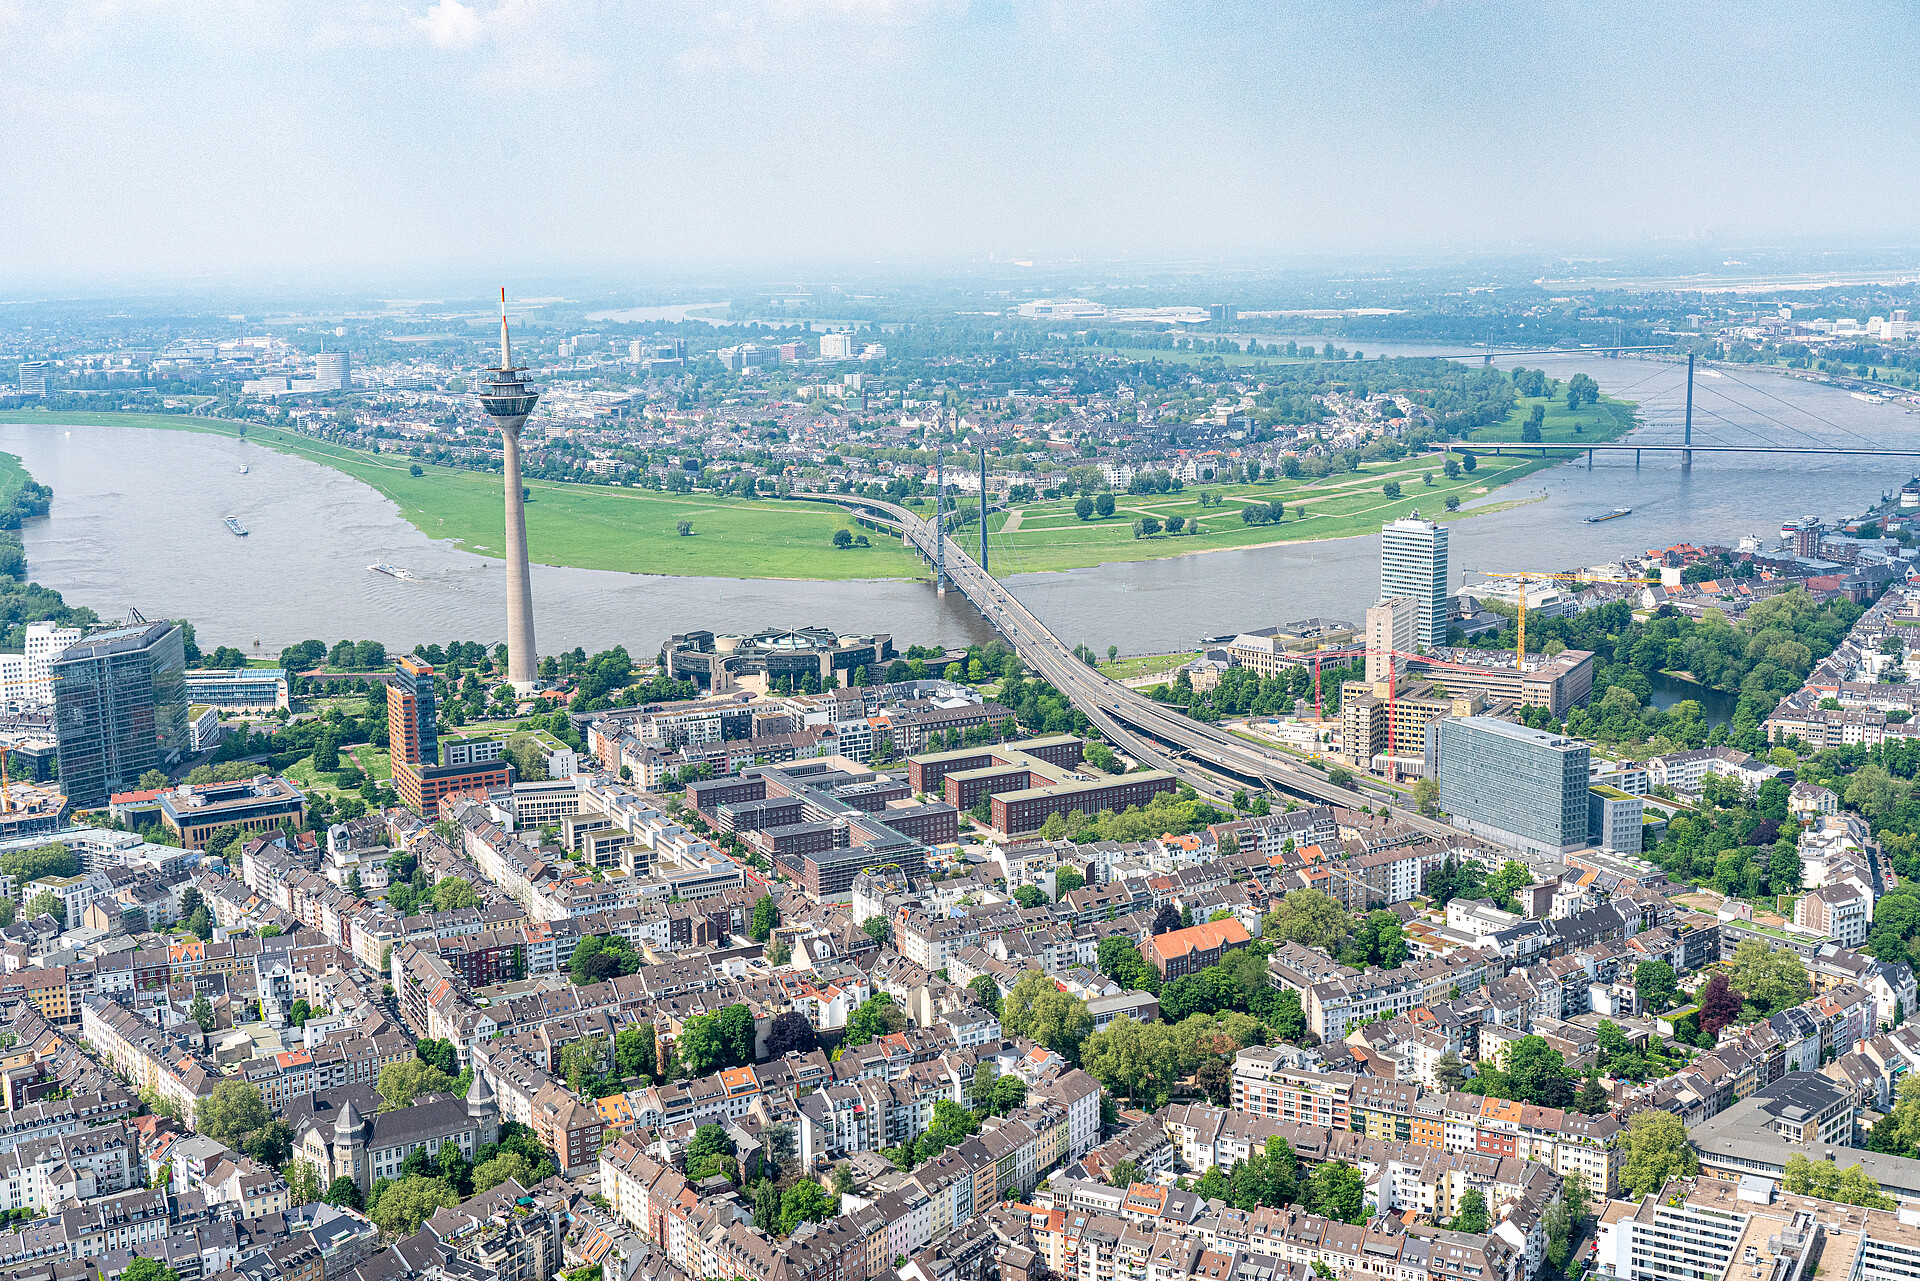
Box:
[476,288,543,693]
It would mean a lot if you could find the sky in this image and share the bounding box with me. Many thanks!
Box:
[3,0,1917,285]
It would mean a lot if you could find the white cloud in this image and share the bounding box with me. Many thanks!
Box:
[418,0,484,47]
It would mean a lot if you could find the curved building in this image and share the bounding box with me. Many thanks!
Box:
[666,627,894,692]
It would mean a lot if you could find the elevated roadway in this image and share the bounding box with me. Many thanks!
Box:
[806,492,1454,834]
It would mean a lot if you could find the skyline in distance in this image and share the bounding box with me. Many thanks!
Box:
[4,0,1918,285]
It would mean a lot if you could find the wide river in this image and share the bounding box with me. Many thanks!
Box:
[7,349,1915,659]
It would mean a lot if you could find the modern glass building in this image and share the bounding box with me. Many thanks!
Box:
[1429,715,1590,855]
[1380,514,1449,647]
[51,622,188,808]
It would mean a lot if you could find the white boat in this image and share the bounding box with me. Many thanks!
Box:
[367,564,418,581]
[225,516,247,536]
[238,464,249,474]
[1853,392,1886,404]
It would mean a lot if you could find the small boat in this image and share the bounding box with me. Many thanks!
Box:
[1585,507,1632,523]
[367,564,417,580]
[1854,392,1886,404]
[225,516,247,536]
[238,464,249,474]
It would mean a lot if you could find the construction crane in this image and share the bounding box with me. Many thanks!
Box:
[1360,646,1529,765]
[1469,571,1660,662]
[0,746,13,816]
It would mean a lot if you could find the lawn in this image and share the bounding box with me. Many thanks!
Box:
[980,451,1559,574]
[0,410,922,581]
[1100,651,1200,681]
[1468,392,1639,446]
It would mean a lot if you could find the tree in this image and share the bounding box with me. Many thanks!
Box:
[1095,493,1116,518]
[1271,989,1307,1043]
[1619,1109,1698,1198]
[1730,938,1809,1015]
[1056,867,1086,896]
[323,1176,364,1210]
[1434,1051,1467,1092]
[372,1174,460,1235]
[1699,970,1744,1039]
[832,529,853,549]
[1412,776,1439,817]
[690,1123,736,1162]
[137,769,170,790]
[861,916,891,947]
[472,1151,535,1193]
[199,1081,271,1148]
[1505,1036,1573,1107]
[1081,1016,1181,1106]
[765,1011,815,1057]
[844,994,908,1046]
[1108,1158,1141,1189]
[1264,889,1351,953]
[1001,970,1094,1061]
[778,1181,838,1235]
[676,520,693,537]
[615,1024,657,1082]
[1013,884,1048,909]
[1449,1188,1489,1234]
[24,892,62,926]
[121,1261,179,1281]
[378,1059,451,1111]
[1382,480,1401,499]
[0,844,75,885]
[1195,1057,1233,1105]
[284,1158,323,1206]
[190,995,216,1032]
[1308,1160,1364,1223]
[1151,903,1182,936]
[969,974,1003,1017]
[750,895,779,943]
[431,878,479,911]
[1633,960,1678,1014]
[1075,496,1094,521]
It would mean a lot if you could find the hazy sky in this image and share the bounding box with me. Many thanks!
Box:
[4,0,1915,284]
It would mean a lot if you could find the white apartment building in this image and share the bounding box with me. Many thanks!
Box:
[0,622,83,708]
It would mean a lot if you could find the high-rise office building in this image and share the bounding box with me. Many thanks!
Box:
[16,363,49,397]
[475,289,542,694]
[388,655,510,813]
[1427,715,1590,856]
[1364,597,1416,683]
[1381,513,1449,647]
[313,350,350,391]
[388,655,439,767]
[51,622,188,808]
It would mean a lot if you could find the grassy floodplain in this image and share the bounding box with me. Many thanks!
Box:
[0,391,1632,580]
[979,392,1638,575]
[0,411,920,580]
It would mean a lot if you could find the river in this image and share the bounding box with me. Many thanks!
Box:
[5,349,1915,660]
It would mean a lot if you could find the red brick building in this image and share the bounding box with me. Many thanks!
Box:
[1143,918,1253,978]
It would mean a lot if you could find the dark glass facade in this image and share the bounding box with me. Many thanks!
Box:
[52,622,188,808]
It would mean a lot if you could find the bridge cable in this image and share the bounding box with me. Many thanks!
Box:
[1690,381,1864,451]
[1707,367,1892,451]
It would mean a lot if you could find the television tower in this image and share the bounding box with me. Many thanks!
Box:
[476,288,542,694]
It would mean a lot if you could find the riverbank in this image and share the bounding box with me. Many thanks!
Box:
[0,404,1614,582]
[0,411,922,582]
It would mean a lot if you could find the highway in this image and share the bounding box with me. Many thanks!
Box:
[805,491,1457,836]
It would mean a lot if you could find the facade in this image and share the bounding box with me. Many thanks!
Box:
[158,776,306,849]
[51,623,189,808]
[182,668,291,712]
[388,656,512,812]
[1339,678,1465,770]
[1587,786,1644,855]
[298,1076,501,1197]
[666,628,895,693]
[1430,716,1591,857]
[1381,514,1449,647]
[1143,919,1253,978]
[1365,598,1416,683]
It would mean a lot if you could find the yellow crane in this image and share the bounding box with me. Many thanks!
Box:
[1471,570,1661,662]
